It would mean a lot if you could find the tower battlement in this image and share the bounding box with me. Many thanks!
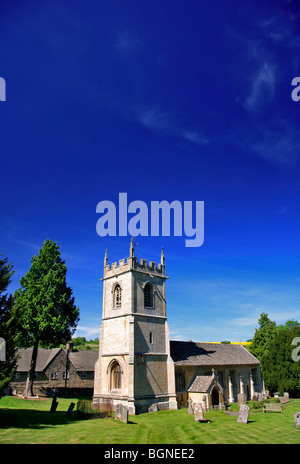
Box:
[104,255,165,277]
[103,239,166,278]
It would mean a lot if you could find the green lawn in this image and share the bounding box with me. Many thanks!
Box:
[0,396,300,444]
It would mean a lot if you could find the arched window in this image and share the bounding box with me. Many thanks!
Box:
[144,283,153,308]
[110,361,121,390]
[114,284,122,308]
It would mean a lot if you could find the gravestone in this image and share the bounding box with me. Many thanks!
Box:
[148,403,158,413]
[237,404,250,424]
[257,393,264,403]
[115,404,122,420]
[157,402,169,411]
[194,403,204,421]
[187,398,193,414]
[237,393,246,405]
[66,402,75,416]
[115,404,128,423]
[294,412,300,428]
[119,405,128,423]
[50,396,59,413]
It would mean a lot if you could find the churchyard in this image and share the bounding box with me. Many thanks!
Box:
[0,396,300,444]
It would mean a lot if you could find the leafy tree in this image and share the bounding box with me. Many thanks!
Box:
[12,240,79,397]
[0,255,18,398]
[277,320,300,332]
[73,336,86,346]
[249,313,276,362]
[262,327,300,395]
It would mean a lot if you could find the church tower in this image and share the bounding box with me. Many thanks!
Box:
[93,240,177,414]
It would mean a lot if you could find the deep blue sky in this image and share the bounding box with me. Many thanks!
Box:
[1,0,300,342]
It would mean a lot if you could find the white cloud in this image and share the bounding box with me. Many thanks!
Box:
[74,325,100,338]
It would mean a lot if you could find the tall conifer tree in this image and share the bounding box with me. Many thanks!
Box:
[12,240,79,397]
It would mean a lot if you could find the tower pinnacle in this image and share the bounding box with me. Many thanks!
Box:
[104,249,108,267]
[130,237,135,258]
[161,247,165,266]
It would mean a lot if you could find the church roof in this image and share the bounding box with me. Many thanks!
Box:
[188,375,215,393]
[170,340,260,366]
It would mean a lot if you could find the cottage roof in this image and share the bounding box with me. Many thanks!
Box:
[170,340,259,366]
[15,347,98,372]
[16,348,61,372]
[68,350,98,371]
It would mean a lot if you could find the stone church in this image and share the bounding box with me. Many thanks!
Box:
[92,241,263,415]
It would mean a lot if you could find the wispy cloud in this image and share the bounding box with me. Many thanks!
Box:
[243,61,276,111]
[113,32,142,52]
[246,119,300,164]
[229,117,300,165]
[168,276,300,341]
[74,325,100,338]
[181,129,209,146]
[136,106,170,133]
[135,105,209,146]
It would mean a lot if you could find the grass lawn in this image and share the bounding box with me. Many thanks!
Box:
[0,396,300,444]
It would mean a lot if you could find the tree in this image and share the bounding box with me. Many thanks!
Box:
[262,327,300,395]
[12,240,79,397]
[73,336,86,346]
[0,255,18,398]
[277,320,300,332]
[249,313,276,362]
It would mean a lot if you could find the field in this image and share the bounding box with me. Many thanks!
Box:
[0,396,300,444]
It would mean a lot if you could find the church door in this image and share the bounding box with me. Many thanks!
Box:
[211,387,219,407]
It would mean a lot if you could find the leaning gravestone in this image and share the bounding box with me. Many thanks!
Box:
[294,412,300,428]
[66,402,75,416]
[237,404,250,424]
[194,403,204,421]
[50,396,59,413]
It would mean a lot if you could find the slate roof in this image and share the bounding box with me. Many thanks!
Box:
[188,375,214,393]
[15,348,98,372]
[15,348,61,372]
[170,340,259,366]
[69,350,98,371]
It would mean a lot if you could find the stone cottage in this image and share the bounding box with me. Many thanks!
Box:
[10,341,98,396]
